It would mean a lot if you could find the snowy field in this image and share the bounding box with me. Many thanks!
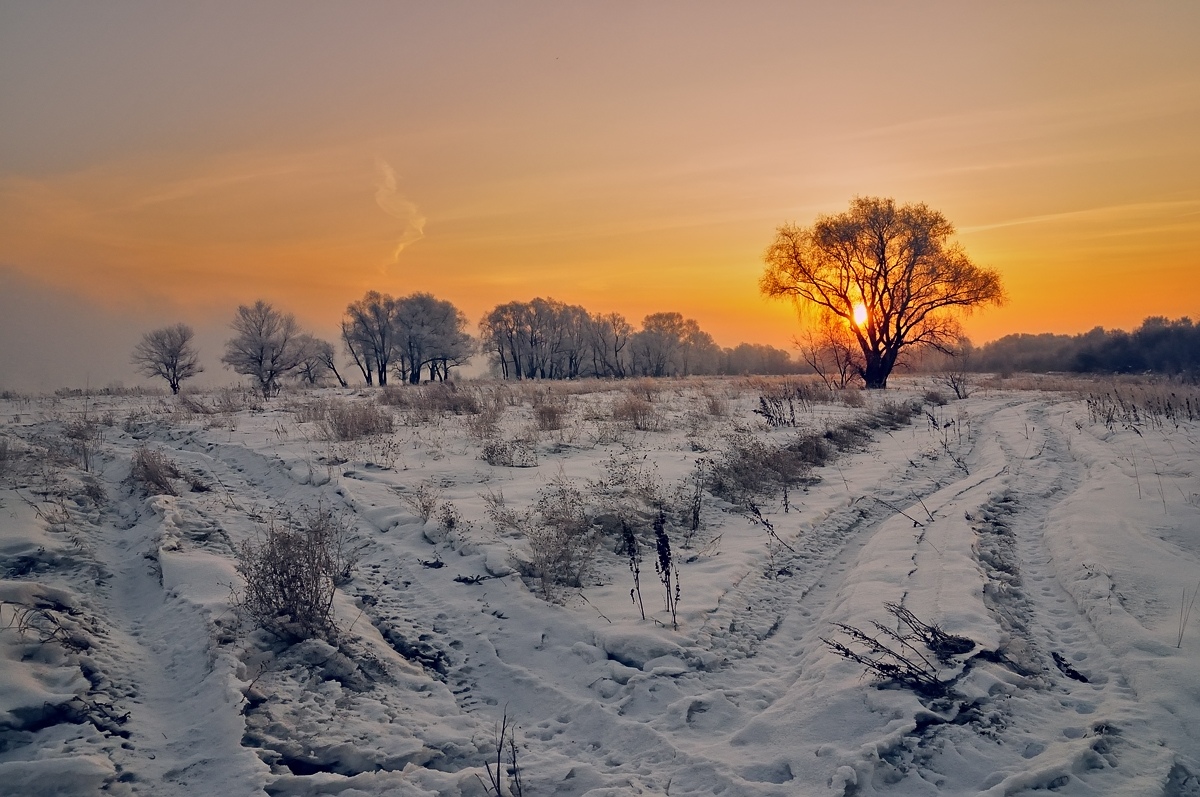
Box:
[1,376,1198,796]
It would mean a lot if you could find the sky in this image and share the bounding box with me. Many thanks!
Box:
[2,1,1199,391]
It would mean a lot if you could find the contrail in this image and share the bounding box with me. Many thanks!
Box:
[374,158,426,261]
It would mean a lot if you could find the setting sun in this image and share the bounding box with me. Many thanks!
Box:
[852,303,869,327]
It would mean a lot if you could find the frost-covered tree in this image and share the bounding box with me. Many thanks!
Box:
[293,335,346,387]
[392,292,474,383]
[342,291,397,386]
[221,300,305,397]
[131,323,204,394]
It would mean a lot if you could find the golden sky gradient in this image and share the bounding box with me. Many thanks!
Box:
[2,2,1199,388]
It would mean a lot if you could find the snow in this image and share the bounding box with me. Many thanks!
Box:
[1,378,1198,795]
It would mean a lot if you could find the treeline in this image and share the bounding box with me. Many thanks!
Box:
[144,292,804,396]
[478,298,799,380]
[969,316,1200,376]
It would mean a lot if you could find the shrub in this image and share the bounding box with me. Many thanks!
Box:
[320,400,394,441]
[822,603,976,697]
[233,505,357,642]
[524,476,601,601]
[397,480,443,523]
[482,439,537,467]
[466,397,506,440]
[612,394,663,431]
[131,446,181,495]
[923,389,948,406]
[837,388,866,408]
[707,429,813,510]
[533,400,567,431]
[0,436,19,480]
[379,383,480,417]
[64,417,103,472]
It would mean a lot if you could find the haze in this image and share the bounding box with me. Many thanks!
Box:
[2,2,1198,391]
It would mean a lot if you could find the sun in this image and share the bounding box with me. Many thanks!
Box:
[852,302,869,327]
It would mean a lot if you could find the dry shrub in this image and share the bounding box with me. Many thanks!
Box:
[131,446,181,495]
[64,417,103,472]
[612,394,664,431]
[523,476,601,601]
[234,505,357,642]
[214,386,263,414]
[706,429,813,510]
[0,436,19,480]
[482,439,538,467]
[466,397,506,440]
[532,390,570,431]
[866,398,923,429]
[397,480,443,522]
[177,393,218,416]
[379,383,480,417]
[320,399,394,441]
[837,388,866,408]
[291,398,330,424]
[700,390,729,417]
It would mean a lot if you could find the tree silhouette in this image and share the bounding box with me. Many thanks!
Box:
[761,197,1004,388]
[131,323,204,394]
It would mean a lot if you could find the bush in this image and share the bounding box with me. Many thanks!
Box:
[397,480,442,522]
[320,400,394,441]
[523,476,601,601]
[131,446,181,495]
[822,603,975,697]
[707,429,813,510]
[612,394,663,431]
[233,506,357,642]
[533,398,567,431]
[379,383,480,416]
[482,439,537,467]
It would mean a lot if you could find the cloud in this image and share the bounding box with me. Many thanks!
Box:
[958,200,1200,234]
[374,159,426,261]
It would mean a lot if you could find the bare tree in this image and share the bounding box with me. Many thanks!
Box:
[315,339,349,388]
[934,337,975,399]
[587,311,632,377]
[131,323,204,394]
[632,312,687,377]
[761,197,1004,388]
[798,310,860,389]
[221,300,305,397]
[343,291,397,386]
[293,335,346,387]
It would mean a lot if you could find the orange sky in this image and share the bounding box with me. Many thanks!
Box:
[2,3,1199,389]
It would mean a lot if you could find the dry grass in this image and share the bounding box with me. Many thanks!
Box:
[320,399,395,441]
[379,383,480,418]
[481,438,538,467]
[612,394,664,431]
[131,446,181,495]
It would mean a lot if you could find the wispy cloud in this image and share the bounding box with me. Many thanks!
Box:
[959,200,1200,234]
[374,159,425,261]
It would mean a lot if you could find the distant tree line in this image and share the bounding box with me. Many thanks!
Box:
[478,298,800,380]
[131,292,802,394]
[967,316,1200,376]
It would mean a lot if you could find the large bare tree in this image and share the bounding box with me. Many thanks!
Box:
[761,197,1004,388]
[221,300,305,397]
[131,323,204,394]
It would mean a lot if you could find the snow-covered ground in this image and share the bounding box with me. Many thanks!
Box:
[1,376,1197,796]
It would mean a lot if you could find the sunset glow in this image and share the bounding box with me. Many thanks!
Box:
[852,303,869,328]
[1,2,1199,390]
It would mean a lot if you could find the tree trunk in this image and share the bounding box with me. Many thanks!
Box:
[862,356,889,389]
